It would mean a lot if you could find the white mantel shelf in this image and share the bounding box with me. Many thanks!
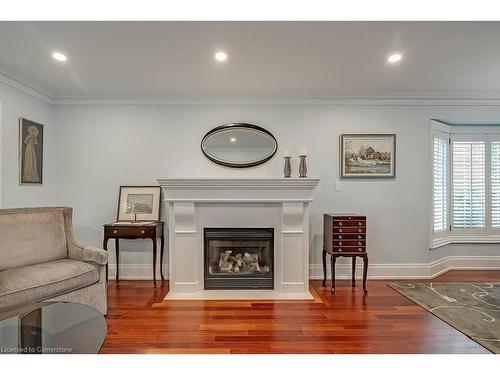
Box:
[157,178,320,188]
[158,178,320,203]
[157,177,320,300]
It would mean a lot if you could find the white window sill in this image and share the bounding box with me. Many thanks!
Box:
[431,235,500,249]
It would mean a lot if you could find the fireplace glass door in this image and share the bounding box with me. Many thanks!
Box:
[204,228,274,290]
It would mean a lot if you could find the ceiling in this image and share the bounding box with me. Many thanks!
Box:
[1,21,500,100]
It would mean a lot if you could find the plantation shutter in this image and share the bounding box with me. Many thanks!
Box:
[491,140,500,228]
[433,134,448,232]
[452,137,486,229]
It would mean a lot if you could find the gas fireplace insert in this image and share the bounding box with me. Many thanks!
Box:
[204,228,274,290]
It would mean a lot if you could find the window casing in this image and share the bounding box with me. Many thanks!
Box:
[451,134,486,231]
[431,121,500,248]
[432,131,448,234]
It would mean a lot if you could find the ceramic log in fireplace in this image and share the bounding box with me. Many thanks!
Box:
[204,228,274,290]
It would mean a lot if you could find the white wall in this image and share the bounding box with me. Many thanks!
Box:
[0,99,3,207]
[0,84,55,208]
[52,103,500,278]
[1,78,499,278]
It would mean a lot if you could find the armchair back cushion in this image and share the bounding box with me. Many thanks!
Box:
[0,209,68,271]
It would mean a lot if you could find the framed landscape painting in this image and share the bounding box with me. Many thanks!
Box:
[340,134,396,179]
[19,118,43,185]
[117,186,161,222]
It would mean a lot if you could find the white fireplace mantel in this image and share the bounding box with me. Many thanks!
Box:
[157,178,320,300]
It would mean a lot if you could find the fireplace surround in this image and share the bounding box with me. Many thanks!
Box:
[204,228,274,290]
[158,178,320,300]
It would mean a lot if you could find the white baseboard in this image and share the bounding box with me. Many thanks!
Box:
[107,256,500,281]
[107,264,168,280]
[309,255,500,280]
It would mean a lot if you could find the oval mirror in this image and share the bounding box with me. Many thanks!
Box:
[201,123,278,168]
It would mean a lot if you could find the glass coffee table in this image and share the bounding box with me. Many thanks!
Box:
[0,302,107,354]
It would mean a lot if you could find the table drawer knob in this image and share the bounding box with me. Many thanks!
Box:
[113,230,118,234]
[141,230,145,234]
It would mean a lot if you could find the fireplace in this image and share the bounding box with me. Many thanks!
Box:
[159,178,319,299]
[204,228,274,290]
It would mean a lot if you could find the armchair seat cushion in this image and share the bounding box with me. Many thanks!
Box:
[0,259,99,308]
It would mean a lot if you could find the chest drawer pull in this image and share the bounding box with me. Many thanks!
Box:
[339,222,343,226]
[358,222,363,226]
[339,229,343,233]
[358,229,362,233]
[113,230,118,234]
[358,235,361,239]
[339,235,343,239]
[358,242,362,245]
[338,248,342,252]
[141,230,145,234]
[358,248,363,252]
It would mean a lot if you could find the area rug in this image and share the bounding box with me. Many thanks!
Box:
[389,282,500,353]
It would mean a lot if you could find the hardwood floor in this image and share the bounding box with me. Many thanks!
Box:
[101,270,500,354]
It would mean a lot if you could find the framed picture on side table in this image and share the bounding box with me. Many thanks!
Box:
[117,186,161,222]
[340,134,396,179]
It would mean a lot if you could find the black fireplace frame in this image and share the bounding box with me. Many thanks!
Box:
[203,228,274,290]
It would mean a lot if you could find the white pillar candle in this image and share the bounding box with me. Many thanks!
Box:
[283,150,290,157]
[299,148,308,156]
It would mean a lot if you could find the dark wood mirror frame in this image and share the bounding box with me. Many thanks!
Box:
[201,123,278,168]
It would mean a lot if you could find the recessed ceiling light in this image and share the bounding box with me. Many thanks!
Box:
[52,52,67,62]
[230,137,236,142]
[215,51,228,62]
[387,53,402,64]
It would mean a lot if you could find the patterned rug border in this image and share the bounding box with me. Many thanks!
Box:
[388,282,497,354]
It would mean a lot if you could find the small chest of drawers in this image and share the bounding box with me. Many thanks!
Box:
[323,213,368,293]
[326,214,367,254]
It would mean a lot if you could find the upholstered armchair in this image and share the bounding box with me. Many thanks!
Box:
[0,207,108,314]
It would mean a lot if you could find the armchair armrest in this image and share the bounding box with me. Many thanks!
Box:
[83,246,108,265]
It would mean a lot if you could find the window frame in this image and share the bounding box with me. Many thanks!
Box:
[450,133,487,235]
[489,134,500,228]
[431,129,450,239]
[430,120,500,249]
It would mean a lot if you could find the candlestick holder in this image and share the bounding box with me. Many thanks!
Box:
[299,155,307,178]
[284,156,291,178]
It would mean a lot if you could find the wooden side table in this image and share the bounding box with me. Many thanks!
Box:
[103,221,165,287]
[322,213,368,293]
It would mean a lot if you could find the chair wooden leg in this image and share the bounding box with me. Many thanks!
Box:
[363,255,368,293]
[352,256,356,287]
[322,249,327,287]
[331,255,336,293]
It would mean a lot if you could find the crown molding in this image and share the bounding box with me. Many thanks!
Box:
[51,91,500,106]
[3,65,500,107]
[0,68,53,105]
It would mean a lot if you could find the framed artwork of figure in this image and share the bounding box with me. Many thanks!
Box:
[19,118,44,185]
